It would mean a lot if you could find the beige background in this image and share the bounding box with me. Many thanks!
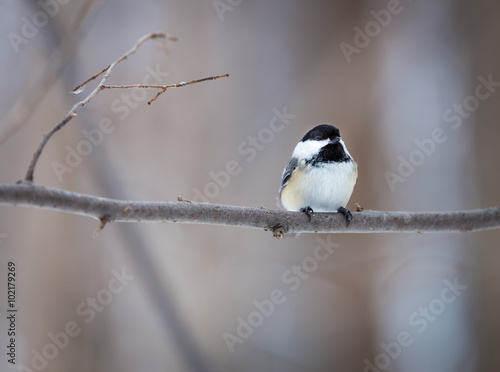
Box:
[0,0,499,371]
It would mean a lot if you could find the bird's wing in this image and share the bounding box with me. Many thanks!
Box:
[277,157,298,209]
[279,157,298,195]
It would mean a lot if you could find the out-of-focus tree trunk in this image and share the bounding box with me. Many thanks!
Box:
[462,1,500,371]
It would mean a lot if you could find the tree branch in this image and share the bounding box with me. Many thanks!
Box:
[1,183,499,238]
[6,31,500,239]
[100,73,230,105]
[24,32,228,182]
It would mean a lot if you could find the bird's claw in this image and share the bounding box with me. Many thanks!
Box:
[337,207,352,227]
[300,206,314,222]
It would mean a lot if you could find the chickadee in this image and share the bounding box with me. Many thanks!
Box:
[278,124,358,226]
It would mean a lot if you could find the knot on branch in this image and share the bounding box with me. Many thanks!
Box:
[271,224,288,239]
[93,215,112,238]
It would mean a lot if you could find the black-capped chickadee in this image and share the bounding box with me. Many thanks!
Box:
[278,124,358,226]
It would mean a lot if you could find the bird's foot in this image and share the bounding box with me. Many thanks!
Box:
[337,207,352,227]
[300,206,314,222]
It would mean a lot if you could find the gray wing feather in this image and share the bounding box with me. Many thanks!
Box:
[279,157,298,194]
[277,157,298,209]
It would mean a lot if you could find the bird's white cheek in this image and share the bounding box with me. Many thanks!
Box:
[291,140,329,160]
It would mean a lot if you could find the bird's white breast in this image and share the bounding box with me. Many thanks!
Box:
[280,160,357,212]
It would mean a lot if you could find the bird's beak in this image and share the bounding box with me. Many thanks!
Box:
[330,136,341,144]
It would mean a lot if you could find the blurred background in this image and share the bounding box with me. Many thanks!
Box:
[0,0,499,371]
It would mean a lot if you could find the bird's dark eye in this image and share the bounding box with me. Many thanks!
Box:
[314,135,322,141]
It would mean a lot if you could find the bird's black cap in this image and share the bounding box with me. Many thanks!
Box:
[301,124,341,142]
[302,125,350,164]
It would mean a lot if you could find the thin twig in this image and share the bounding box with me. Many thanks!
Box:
[93,215,110,238]
[146,74,230,104]
[97,73,230,105]
[72,64,110,93]
[101,74,230,91]
[1,183,499,238]
[85,74,230,106]
[24,32,182,182]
